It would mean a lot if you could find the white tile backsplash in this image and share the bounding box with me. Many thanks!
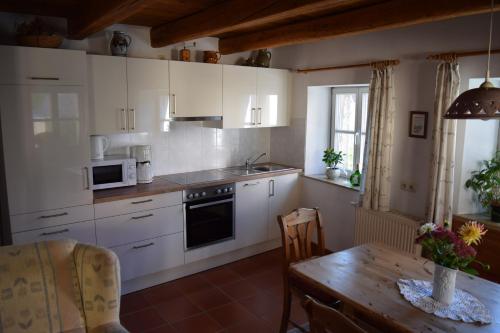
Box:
[104,122,270,176]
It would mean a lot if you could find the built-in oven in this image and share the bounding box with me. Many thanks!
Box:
[184,183,235,250]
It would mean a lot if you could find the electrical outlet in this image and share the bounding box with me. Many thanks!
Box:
[408,183,417,192]
[400,182,407,191]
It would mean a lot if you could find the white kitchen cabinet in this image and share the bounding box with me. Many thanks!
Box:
[169,61,222,118]
[222,65,257,128]
[126,57,170,133]
[0,46,86,86]
[268,173,300,240]
[88,55,128,134]
[96,205,183,247]
[235,179,269,247]
[88,55,170,134]
[112,232,185,281]
[12,220,96,245]
[0,85,92,215]
[257,68,290,127]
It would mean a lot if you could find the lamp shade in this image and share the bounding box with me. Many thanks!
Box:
[444,81,500,119]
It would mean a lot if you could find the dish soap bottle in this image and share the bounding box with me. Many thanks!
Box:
[350,164,361,187]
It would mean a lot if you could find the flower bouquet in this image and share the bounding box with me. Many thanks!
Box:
[416,221,489,304]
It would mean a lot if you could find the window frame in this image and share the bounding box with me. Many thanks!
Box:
[330,86,369,175]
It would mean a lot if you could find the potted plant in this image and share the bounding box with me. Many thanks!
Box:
[465,151,500,222]
[322,148,343,179]
[416,221,488,305]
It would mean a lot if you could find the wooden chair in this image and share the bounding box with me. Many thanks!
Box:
[303,296,367,333]
[278,207,330,333]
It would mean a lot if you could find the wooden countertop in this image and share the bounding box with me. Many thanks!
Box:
[93,165,302,204]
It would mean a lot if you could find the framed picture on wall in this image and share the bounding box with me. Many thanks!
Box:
[409,111,428,139]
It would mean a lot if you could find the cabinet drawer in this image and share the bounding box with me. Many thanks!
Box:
[96,205,183,247]
[111,233,185,281]
[10,205,94,233]
[94,192,182,218]
[0,46,86,85]
[12,220,96,245]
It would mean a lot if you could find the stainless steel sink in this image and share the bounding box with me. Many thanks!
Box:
[223,164,293,176]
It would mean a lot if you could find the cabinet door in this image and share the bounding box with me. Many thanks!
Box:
[0,46,86,86]
[169,61,222,118]
[126,58,170,133]
[257,68,290,127]
[112,232,185,281]
[222,65,257,128]
[235,179,269,247]
[88,55,128,134]
[0,85,92,215]
[268,173,300,240]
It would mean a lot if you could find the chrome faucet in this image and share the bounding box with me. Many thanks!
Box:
[245,152,266,169]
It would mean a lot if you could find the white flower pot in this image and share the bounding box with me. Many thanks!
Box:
[432,264,457,305]
[325,167,340,179]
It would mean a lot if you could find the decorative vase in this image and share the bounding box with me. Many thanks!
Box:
[491,203,500,222]
[325,167,340,180]
[432,264,457,305]
[110,31,131,56]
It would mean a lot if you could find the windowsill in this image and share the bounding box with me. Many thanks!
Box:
[302,174,360,192]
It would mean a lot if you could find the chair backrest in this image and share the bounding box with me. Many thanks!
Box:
[278,207,325,267]
[303,296,366,333]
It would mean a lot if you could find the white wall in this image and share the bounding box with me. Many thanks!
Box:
[304,86,331,175]
[270,13,500,219]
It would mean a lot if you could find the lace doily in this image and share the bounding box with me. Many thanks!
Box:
[397,279,492,324]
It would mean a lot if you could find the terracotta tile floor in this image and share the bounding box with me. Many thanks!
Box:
[120,248,308,333]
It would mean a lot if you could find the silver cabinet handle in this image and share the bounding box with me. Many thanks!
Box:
[132,242,154,249]
[28,77,60,81]
[120,108,127,130]
[171,94,176,116]
[252,108,256,125]
[131,213,153,220]
[243,182,259,187]
[41,228,69,236]
[247,108,255,125]
[38,212,68,219]
[269,179,275,197]
[257,107,262,125]
[129,108,135,130]
[131,199,153,204]
[83,167,90,190]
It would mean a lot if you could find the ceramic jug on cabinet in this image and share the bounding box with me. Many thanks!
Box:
[90,135,110,160]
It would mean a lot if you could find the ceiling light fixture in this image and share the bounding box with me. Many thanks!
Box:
[444,0,500,119]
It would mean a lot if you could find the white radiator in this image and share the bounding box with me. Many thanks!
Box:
[354,208,423,255]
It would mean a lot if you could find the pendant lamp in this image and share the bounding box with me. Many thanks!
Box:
[444,0,500,119]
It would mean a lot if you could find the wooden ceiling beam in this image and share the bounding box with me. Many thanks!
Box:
[219,0,500,54]
[150,0,377,48]
[67,0,154,40]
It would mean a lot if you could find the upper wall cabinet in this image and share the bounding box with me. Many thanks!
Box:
[0,46,86,86]
[169,61,222,119]
[88,55,170,134]
[220,65,290,129]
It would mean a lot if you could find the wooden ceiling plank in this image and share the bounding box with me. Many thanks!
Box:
[67,0,154,40]
[150,0,375,48]
[219,0,500,54]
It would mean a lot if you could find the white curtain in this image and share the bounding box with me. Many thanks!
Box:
[362,65,396,212]
[426,61,460,225]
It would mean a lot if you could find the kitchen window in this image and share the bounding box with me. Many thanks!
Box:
[330,86,369,174]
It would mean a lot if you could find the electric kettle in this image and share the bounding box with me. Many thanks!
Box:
[90,135,110,160]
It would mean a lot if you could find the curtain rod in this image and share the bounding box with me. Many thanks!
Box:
[427,48,500,61]
[296,59,400,74]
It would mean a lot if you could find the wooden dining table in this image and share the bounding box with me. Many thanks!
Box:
[288,243,500,333]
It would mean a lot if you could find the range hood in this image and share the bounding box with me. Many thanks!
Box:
[170,116,222,121]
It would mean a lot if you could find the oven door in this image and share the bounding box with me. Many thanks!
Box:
[91,163,126,190]
[184,194,234,250]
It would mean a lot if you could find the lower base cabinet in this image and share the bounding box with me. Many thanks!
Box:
[111,232,185,281]
[12,220,96,245]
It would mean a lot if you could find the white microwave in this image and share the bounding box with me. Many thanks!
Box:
[90,157,137,190]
